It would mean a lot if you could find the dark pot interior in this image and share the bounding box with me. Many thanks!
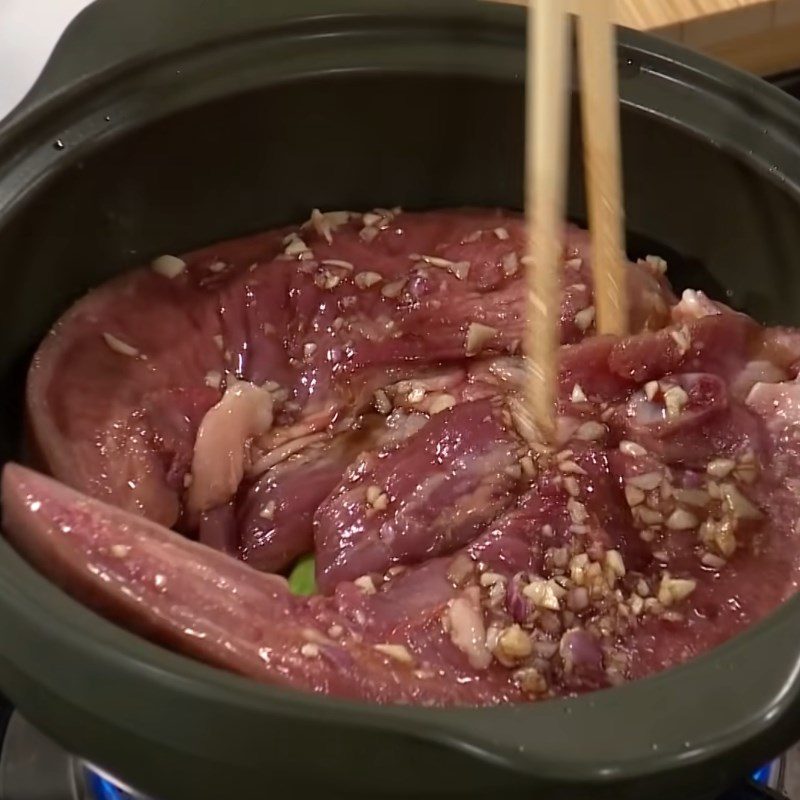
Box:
[2,1,800,799]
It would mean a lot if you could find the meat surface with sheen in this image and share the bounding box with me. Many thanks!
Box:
[6,207,800,706]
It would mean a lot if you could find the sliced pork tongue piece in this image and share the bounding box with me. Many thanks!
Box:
[1,464,524,706]
[25,210,673,543]
[11,299,800,703]
[345,239,673,369]
[238,420,393,573]
[26,270,224,529]
[313,399,523,592]
[310,294,783,593]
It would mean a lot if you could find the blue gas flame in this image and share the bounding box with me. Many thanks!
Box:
[86,770,139,800]
[84,761,776,799]
[751,764,772,785]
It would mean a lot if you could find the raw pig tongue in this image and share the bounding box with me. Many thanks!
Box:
[0,463,524,706]
[19,207,800,707]
[26,209,673,558]
[314,399,522,591]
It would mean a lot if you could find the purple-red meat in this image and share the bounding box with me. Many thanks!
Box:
[315,399,522,591]
[8,208,800,706]
[25,208,672,566]
[1,464,522,705]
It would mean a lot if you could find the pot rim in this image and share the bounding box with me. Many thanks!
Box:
[1,0,800,786]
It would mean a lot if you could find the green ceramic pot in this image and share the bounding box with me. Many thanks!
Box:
[1,1,800,798]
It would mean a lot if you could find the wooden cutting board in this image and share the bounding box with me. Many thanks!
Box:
[497,0,800,76]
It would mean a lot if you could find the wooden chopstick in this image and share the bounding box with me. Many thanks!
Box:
[576,0,629,336]
[525,0,572,440]
[525,0,628,438]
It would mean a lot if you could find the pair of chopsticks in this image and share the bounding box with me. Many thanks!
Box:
[524,0,628,439]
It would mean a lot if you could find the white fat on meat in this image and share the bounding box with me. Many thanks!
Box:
[732,360,787,401]
[256,399,340,452]
[247,431,328,477]
[187,380,273,513]
[747,376,800,435]
[671,289,721,324]
[485,356,526,388]
[379,411,429,446]
[445,593,492,670]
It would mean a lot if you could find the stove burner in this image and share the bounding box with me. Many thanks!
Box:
[0,714,150,800]
[0,710,788,799]
[753,763,783,787]
[83,765,147,800]
[78,765,786,800]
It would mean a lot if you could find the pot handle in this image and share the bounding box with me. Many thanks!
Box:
[0,0,94,124]
[6,0,286,122]
[4,0,478,125]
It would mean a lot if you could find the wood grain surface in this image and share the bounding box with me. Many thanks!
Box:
[495,0,800,74]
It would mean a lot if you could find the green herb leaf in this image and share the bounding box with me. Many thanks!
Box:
[288,554,317,596]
